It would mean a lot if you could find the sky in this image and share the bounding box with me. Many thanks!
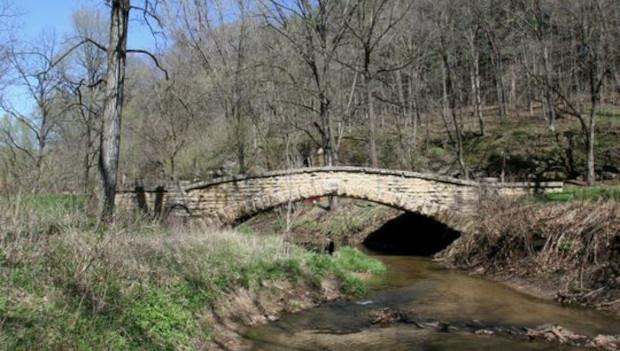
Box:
[15,0,157,50]
[16,0,96,41]
[4,0,160,115]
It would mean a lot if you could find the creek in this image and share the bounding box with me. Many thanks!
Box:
[246,253,620,350]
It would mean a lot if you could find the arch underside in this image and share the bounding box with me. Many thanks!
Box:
[229,191,455,223]
[230,193,460,226]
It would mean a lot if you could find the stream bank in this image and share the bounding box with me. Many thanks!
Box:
[439,199,620,316]
[237,198,620,350]
[202,277,343,350]
[245,198,620,315]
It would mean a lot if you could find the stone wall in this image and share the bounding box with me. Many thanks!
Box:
[116,167,563,225]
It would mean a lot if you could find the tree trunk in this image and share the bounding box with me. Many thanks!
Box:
[235,107,246,174]
[99,0,129,222]
[440,64,455,144]
[523,42,534,117]
[326,127,338,210]
[571,35,581,96]
[452,108,467,179]
[468,32,484,136]
[440,46,467,179]
[411,81,420,150]
[394,70,407,168]
[586,121,595,186]
[586,82,599,186]
[494,54,507,120]
[318,90,338,210]
[510,66,517,108]
[486,31,507,121]
[366,73,378,168]
[83,125,92,194]
[408,72,419,152]
[542,43,556,131]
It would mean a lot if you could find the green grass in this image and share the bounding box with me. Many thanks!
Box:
[333,247,385,276]
[539,185,620,203]
[597,109,620,119]
[305,247,386,296]
[123,288,198,350]
[0,193,86,213]
[0,199,384,350]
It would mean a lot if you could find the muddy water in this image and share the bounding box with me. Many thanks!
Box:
[246,254,620,350]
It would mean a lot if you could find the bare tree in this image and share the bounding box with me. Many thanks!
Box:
[513,0,557,131]
[551,1,614,185]
[472,0,509,121]
[64,7,108,194]
[435,5,467,179]
[126,71,196,179]
[465,2,484,136]
[261,0,356,167]
[343,0,411,167]
[0,35,67,191]
[261,0,356,208]
[0,0,12,82]
[174,0,256,174]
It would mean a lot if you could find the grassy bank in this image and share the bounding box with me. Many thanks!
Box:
[0,197,384,350]
[441,199,620,313]
[538,185,620,203]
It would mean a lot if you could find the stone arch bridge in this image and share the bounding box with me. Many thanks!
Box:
[117,167,562,225]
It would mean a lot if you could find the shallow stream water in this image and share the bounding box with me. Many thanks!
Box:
[246,254,620,350]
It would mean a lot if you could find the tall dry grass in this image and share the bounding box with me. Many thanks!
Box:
[444,198,620,309]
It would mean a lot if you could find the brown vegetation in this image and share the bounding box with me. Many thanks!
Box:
[440,199,620,314]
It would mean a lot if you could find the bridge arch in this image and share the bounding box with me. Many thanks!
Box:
[176,167,558,225]
[117,167,562,226]
[184,184,460,226]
